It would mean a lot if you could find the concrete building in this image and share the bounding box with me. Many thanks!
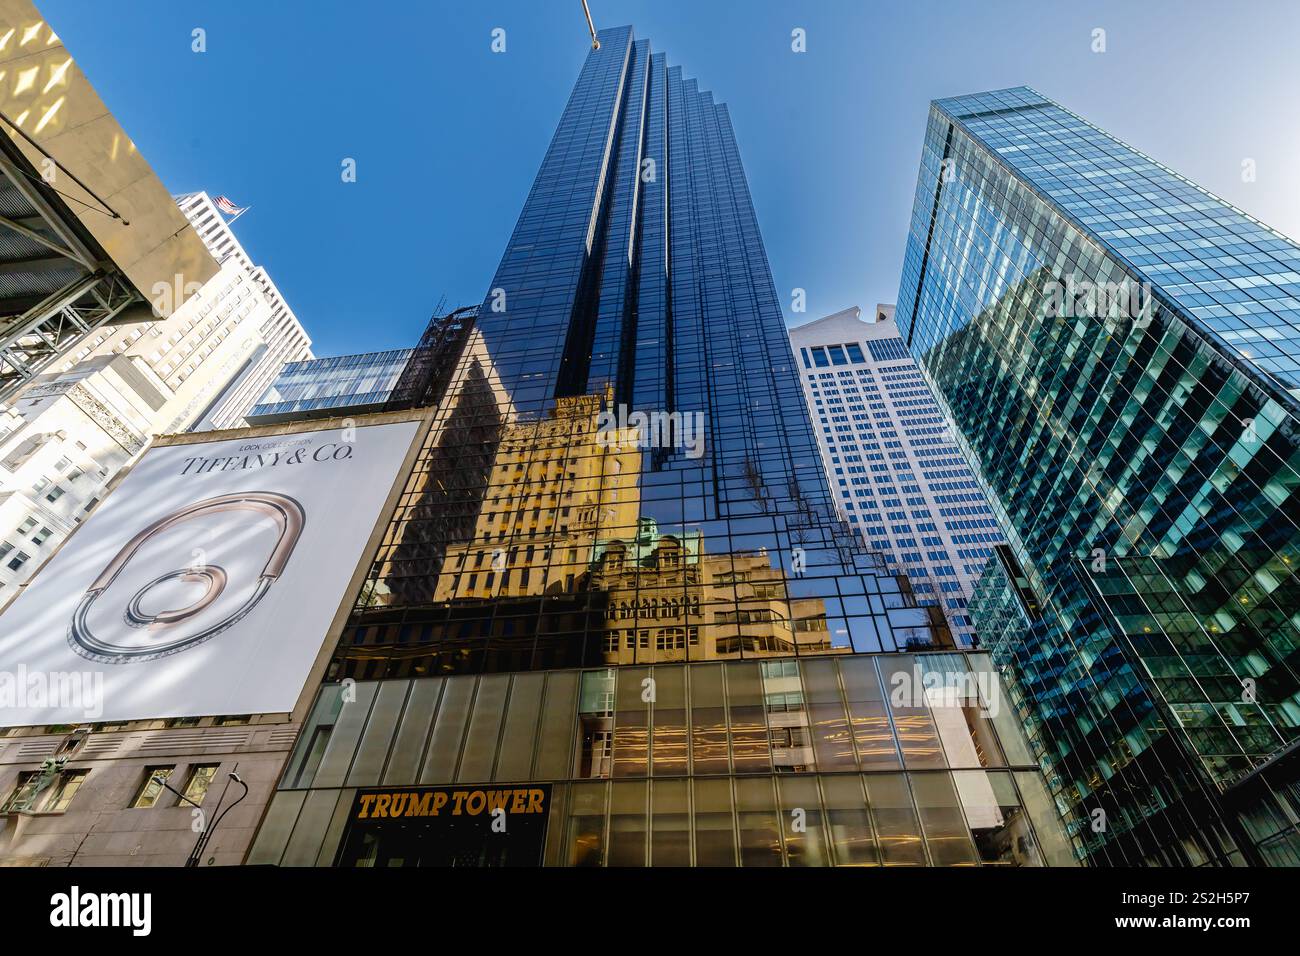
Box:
[789,305,1004,645]
[0,1,300,607]
[174,191,313,431]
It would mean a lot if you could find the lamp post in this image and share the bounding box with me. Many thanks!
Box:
[153,768,250,867]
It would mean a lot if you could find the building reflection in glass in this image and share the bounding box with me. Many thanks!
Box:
[244,29,1071,869]
[338,370,944,682]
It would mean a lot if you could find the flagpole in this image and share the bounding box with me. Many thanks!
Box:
[226,205,250,225]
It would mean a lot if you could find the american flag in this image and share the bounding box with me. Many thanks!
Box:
[213,195,246,216]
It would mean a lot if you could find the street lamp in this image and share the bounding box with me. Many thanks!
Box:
[153,768,250,867]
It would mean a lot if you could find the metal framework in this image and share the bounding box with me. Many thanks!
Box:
[384,304,478,411]
[0,133,142,404]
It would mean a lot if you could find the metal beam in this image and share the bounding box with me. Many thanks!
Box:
[0,253,80,276]
[0,154,100,272]
[0,273,139,404]
[0,272,104,350]
[0,213,82,261]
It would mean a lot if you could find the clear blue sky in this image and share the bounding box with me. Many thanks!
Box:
[38,0,1300,357]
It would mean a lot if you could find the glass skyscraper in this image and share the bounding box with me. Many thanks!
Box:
[896,86,1300,865]
[248,33,1070,867]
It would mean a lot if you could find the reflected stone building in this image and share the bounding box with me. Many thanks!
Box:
[896,86,1300,865]
[247,33,1071,868]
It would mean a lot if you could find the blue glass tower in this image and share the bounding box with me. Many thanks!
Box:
[897,87,1300,865]
[250,36,1072,869]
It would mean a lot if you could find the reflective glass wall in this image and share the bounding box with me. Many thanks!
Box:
[896,87,1300,866]
[333,25,950,681]
[250,37,1066,866]
[248,349,414,423]
[249,656,1073,867]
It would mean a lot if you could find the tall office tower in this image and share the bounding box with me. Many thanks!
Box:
[789,304,1005,646]
[173,191,313,430]
[896,86,1300,866]
[249,29,1072,869]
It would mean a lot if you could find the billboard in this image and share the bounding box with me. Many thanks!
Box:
[0,420,420,726]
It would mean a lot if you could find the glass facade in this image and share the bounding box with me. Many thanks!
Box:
[248,349,414,423]
[250,34,1066,866]
[250,656,1072,867]
[896,86,1300,865]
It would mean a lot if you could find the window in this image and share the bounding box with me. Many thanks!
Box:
[1,771,39,811]
[866,338,911,362]
[1,769,88,813]
[45,770,89,812]
[132,766,174,808]
[45,486,65,503]
[6,551,29,572]
[181,764,220,805]
[31,527,52,547]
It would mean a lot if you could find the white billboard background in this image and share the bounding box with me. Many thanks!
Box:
[0,420,419,726]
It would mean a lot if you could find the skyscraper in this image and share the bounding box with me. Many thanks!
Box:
[174,192,313,431]
[789,305,1005,646]
[896,86,1300,865]
[247,30,1071,868]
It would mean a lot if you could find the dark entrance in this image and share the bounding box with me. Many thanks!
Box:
[335,784,551,868]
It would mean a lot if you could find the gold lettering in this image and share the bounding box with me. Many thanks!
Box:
[357,794,378,819]
[408,793,435,816]
[510,789,528,814]
[431,791,449,816]
[527,789,545,813]
[465,790,487,816]
[374,794,393,818]
[450,791,468,815]
[486,790,512,815]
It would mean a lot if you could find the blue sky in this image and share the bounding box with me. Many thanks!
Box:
[38,0,1300,357]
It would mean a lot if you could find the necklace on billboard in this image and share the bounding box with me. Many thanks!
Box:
[67,492,305,664]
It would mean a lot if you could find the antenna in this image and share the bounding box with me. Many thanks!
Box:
[580,0,600,49]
